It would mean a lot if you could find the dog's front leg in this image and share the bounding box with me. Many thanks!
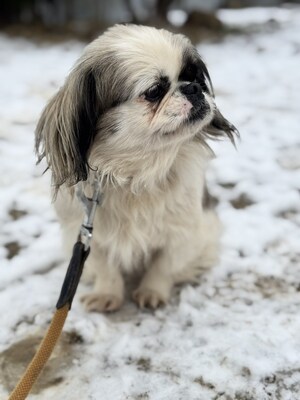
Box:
[81,247,124,313]
[133,251,174,309]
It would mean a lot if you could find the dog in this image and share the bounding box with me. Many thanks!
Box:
[35,24,238,312]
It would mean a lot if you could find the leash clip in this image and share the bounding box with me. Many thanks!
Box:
[56,176,101,310]
[76,177,102,251]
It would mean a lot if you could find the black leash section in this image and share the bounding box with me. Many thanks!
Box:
[56,240,91,310]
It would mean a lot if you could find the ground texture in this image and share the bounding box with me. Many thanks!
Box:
[0,7,300,400]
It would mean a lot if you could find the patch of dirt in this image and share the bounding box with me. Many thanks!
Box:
[125,356,152,372]
[230,194,255,209]
[277,209,300,226]
[194,375,215,390]
[254,276,291,298]
[262,368,300,399]
[4,241,22,260]
[136,357,152,372]
[8,208,28,221]
[134,393,150,400]
[220,182,236,189]
[0,330,83,394]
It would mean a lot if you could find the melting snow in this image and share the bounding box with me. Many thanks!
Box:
[0,6,300,400]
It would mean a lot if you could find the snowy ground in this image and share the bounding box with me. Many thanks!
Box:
[1,6,300,400]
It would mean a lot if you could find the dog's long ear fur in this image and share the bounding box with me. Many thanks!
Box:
[35,64,99,191]
[204,107,239,144]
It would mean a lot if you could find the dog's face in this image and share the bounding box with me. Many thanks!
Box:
[36,25,237,189]
[93,26,215,153]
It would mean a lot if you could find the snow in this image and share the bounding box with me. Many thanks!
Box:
[1,7,300,399]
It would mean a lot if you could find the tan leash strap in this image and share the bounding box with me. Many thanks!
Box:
[8,304,69,400]
[7,241,89,400]
[7,241,89,399]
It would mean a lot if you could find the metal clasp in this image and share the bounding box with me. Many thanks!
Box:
[76,177,102,251]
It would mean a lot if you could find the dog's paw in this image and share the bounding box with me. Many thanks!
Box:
[81,293,123,313]
[132,288,166,309]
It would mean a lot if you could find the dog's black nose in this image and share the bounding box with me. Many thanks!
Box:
[180,82,202,96]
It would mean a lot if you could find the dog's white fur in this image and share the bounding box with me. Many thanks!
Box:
[36,25,237,312]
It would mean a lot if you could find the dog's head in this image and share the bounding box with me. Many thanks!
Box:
[36,24,238,190]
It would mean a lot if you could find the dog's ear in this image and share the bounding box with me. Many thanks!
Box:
[204,107,239,144]
[35,65,99,191]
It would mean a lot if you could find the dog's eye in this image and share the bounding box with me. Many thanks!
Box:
[145,84,165,102]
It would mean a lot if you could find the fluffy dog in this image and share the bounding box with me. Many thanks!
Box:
[35,24,238,312]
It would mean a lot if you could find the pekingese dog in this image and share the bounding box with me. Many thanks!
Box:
[35,24,238,312]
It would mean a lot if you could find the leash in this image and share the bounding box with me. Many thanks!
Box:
[8,178,101,400]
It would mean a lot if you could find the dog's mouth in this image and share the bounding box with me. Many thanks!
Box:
[188,101,210,123]
[161,101,212,138]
